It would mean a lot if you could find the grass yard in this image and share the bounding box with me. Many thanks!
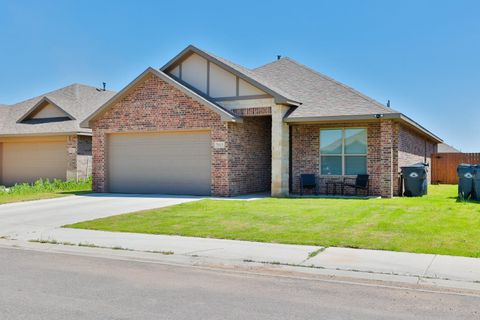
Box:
[66,185,480,257]
[0,178,92,205]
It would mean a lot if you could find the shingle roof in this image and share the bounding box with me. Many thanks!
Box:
[254,57,397,119]
[438,143,461,153]
[0,84,116,136]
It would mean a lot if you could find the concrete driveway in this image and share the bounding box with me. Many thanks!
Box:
[0,193,201,240]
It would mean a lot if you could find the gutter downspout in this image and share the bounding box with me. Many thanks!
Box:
[289,125,292,194]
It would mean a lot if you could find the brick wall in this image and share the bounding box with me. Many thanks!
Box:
[397,124,437,185]
[66,135,93,181]
[291,120,437,197]
[90,73,272,196]
[77,135,92,180]
[66,135,77,181]
[231,107,272,117]
[291,121,383,196]
[228,117,271,195]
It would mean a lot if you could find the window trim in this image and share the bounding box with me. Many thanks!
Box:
[319,127,368,176]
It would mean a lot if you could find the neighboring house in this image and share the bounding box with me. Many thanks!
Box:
[0,84,115,186]
[437,143,461,153]
[81,45,442,198]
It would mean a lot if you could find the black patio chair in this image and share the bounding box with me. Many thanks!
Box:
[300,174,318,195]
[342,174,369,196]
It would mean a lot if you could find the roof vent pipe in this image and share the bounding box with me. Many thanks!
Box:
[387,100,391,108]
[277,55,282,60]
[103,82,106,91]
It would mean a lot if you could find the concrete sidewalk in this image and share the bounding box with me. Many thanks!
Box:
[2,193,480,291]
[18,227,480,290]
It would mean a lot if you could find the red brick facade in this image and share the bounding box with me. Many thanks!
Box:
[90,73,437,198]
[397,124,437,184]
[66,134,92,181]
[228,117,271,195]
[291,120,437,197]
[91,73,270,196]
[231,107,272,117]
[291,121,384,196]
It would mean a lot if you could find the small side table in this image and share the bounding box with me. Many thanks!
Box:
[326,178,345,195]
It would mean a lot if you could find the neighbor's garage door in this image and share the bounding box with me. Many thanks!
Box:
[2,140,67,186]
[107,131,212,195]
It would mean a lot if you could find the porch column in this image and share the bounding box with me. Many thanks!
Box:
[271,104,290,197]
[379,120,394,198]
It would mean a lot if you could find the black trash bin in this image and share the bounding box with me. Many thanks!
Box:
[457,164,474,200]
[472,165,480,201]
[401,163,428,197]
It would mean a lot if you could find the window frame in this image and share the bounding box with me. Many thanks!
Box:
[319,127,368,176]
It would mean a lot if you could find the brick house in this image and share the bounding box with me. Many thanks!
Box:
[82,45,442,198]
[0,84,115,186]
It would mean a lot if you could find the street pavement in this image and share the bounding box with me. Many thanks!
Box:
[1,246,479,320]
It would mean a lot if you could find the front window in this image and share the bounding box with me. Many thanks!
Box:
[320,128,367,175]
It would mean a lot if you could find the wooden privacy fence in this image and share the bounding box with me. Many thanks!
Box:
[431,153,480,184]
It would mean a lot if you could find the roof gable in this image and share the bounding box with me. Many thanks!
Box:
[0,84,116,136]
[17,97,75,123]
[161,45,300,105]
[80,67,241,128]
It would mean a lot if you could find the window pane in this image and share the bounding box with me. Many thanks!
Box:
[345,156,367,175]
[320,129,342,154]
[321,156,342,175]
[345,128,367,154]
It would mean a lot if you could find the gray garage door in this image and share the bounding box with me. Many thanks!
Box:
[107,131,212,195]
[1,140,67,186]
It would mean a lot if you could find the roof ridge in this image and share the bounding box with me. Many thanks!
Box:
[257,57,395,113]
[9,83,114,107]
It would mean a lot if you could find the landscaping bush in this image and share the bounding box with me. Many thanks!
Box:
[0,177,92,195]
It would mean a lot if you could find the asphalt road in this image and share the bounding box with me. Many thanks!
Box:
[0,247,478,320]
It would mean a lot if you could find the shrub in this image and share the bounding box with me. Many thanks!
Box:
[0,177,92,195]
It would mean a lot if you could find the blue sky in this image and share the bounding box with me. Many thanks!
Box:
[0,0,479,151]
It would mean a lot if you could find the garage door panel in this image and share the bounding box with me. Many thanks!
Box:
[2,141,67,186]
[108,132,212,195]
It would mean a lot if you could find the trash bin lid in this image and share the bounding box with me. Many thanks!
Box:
[458,163,473,168]
[401,162,428,169]
[458,163,474,176]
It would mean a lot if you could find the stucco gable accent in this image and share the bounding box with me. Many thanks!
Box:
[80,67,241,128]
[17,97,75,123]
[161,45,301,106]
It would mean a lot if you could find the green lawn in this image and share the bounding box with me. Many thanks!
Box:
[0,179,92,205]
[65,185,480,257]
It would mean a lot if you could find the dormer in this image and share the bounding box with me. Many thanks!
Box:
[17,97,75,124]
